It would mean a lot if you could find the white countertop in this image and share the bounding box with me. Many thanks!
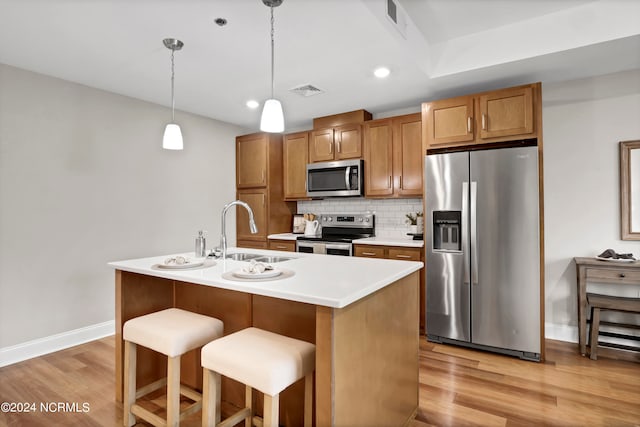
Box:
[354,236,424,248]
[267,233,299,240]
[108,248,422,309]
[267,233,424,247]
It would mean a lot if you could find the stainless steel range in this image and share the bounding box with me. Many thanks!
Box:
[296,213,375,256]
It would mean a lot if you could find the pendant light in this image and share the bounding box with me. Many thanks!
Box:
[260,0,285,133]
[162,38,184,150]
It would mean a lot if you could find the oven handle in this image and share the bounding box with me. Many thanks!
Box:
[325,243,352,250]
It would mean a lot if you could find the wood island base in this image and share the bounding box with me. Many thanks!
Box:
[115,269,419,427]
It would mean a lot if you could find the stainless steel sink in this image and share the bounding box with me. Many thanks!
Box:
[225,253,263,261]
[253,256,295,263]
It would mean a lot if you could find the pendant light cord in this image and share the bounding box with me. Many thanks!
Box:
[170,48,176,122]
[270,6,275,99]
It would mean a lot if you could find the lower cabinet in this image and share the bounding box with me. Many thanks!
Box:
[268,239,296,252]
[354,244,425,334]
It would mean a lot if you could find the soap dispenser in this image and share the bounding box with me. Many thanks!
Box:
[195,230,207,257]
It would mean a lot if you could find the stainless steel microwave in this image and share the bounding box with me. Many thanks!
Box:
[306,159,364,198]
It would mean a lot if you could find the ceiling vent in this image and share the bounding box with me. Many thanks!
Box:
[290,84,324,97]
[386,0,407,39]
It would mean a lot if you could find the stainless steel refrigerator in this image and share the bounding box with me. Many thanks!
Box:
[425,145,541,361]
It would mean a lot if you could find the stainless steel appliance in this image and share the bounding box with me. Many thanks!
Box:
[306,159,364,198]
[296,213,374,256]
[425,145,541,361]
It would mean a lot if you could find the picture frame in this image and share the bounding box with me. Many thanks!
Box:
[292,214,306,234]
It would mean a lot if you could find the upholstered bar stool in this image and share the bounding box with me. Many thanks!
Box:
[200,327,315,427]
[123,308,224,427]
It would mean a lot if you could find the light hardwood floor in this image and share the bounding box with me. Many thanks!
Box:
[0,336,638,426]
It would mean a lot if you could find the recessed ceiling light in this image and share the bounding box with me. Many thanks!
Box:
[246,100,260,109]
[374,67,391,78]
[214,17,228,27]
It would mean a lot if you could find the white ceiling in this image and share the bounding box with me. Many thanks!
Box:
[0,0,639,132]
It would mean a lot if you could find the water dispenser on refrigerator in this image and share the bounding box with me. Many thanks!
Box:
[432,211,461,251]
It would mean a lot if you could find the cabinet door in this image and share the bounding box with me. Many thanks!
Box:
[283,132,309,199]
[364,120,393,197]
[354,245,386,258]
[309,128,335,163]
[335,124,362,160]
[478,86,533,140]
[236,189,267,242]
[423,95,474,149]
[237,134,267,188]
[393,114,423,197]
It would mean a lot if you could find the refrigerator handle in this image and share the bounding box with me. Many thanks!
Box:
[470,181,478,285]
[462,181,470,285]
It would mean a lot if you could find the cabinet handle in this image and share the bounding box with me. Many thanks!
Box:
[467,117,472,133]
[362,252,377,256]
[337,141,341,153]
[262,194,265,206]
[395,254,412,259]
[399,175,403,189]
[329,142,333,154]
[482,114,487,130]
[388,176,392,188]
[620,273,626,278]
[261,170,265,183]
[276,245,287,249]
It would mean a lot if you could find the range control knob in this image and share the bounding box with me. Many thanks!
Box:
[326,217,333,222]
[322,216,327,222]
[358,217,363,222]
[364,218,370,222]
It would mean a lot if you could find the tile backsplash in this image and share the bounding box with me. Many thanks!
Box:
[297,198,423,238]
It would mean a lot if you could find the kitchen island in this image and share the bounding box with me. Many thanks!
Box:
[109,248,422,427]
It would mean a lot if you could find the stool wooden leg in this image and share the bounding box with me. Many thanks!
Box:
[167,355,181,427]
[304,373,313,427]
[263,393,279,427]
[245,385,253,427]
[123,341,136,427]
[590,307,601,360]
[202,368,221,427]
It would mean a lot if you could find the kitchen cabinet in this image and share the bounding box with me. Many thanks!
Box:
[364,113,422,198]
[422,83,540,150]
[283,131,310,200]
[309,124,363,162]
[268,239,296,252]
[354,243,425,333]
[236,133,268,188]
[235,132,296,249]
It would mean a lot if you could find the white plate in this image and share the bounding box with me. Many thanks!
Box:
[157,260,205,269]
[232,268,282,279]
[595,256,636,263]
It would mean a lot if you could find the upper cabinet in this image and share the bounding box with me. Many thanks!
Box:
[364,113,422,198]
[236,133,268,188]
[309,109,372,163]
[423,83,541,150]
[283,131,309,200]
[309,124,364,162]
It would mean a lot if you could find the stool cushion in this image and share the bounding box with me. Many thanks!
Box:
[201,327,315,396]
[124,308,223,357]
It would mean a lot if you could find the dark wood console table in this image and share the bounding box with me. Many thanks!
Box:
[574,257,640,356]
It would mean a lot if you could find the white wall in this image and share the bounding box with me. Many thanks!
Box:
[542,70,640,341]
[0,64,245,354]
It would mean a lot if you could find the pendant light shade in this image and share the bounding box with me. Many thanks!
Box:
[162,38,184,150]
[260,99,284,133]
[260,0,285,133]
[163,123,183,150]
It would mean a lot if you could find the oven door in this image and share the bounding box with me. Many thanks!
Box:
[296,241,352,256]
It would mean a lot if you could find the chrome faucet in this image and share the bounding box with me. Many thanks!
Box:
[220,200,258,259]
